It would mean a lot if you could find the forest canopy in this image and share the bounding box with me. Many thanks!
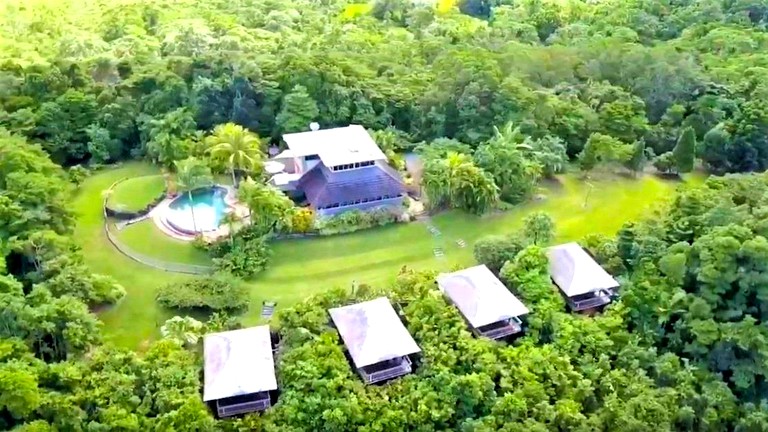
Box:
[2,0,768,429]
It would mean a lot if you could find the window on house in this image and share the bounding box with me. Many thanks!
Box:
[305,154,320,161]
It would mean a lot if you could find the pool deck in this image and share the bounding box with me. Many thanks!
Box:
[150,186,250,242]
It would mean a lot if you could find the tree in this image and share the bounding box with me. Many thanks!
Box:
[0,130,73,242]
[142,108,196,168]
[653,152,676,174]
[33,90,97,165]
[237,177,295,234]
[370,127,409,171]
[423,151,499,214]
[0,360,42,419]
[529,135,568,178]
[522,212,555,245]
[174,157,213,233]
[699,125,733,173]
[473,234,527,272]
[474,123,542,204]
[275,85,319,135]
[578,133,633,174]
[220,211,241,245]
[85,124,119,164]
[6,1,768,430]
[673,126,696,174]
[205,122,264,186]
[623,140,648,176]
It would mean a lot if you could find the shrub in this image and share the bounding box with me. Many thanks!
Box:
[68,165,89,186]
[316,208,400,235]
[290,208,315,233]
[473,234,527,272]
[156,273,249,312]
[212,236,272,278]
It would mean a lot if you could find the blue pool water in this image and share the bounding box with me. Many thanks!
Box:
[166,187,228,233]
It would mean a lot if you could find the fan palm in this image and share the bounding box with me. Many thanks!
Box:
[205,123,264,187]
[174,157,213,233]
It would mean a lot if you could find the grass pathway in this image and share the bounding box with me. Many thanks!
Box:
[74,162,705,348]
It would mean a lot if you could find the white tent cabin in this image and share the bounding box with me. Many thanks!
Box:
[328,297,421,384]
[547,242,620,312]
[203,326,277,417]
[437,264,530,340]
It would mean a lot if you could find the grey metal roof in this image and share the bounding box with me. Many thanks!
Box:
[203,326,277,401]
[437,265,529,328]
[298,162,405,209]
[328,297,421,368]
[282,125,387,166]
[547,242,620,297]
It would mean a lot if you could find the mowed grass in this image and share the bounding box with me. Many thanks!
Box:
[73,162,192,347]
[116,219,211,265]
[107,174,166,212]
[74,162,706,348]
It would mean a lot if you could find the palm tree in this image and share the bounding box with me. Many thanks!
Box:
[174,157,213,233]
[221,211,241,245]
[238,177,294,234]
[205,123,264,187]
[423,152,498,213]
[492,122,526,146]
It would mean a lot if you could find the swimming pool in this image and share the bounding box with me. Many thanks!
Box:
[165,186,228,234]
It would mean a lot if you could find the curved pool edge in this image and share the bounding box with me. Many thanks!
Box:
[160,185,236,237]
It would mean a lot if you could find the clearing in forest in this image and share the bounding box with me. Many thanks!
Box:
[73,162,704,348]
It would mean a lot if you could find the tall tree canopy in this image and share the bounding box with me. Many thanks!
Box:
[2,0,768,430]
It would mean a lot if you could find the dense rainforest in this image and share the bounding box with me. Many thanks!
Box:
[2,0,768,430]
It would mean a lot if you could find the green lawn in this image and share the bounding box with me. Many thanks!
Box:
[74,162,706,348]
[115,219,211,265]
[107,174,166,212]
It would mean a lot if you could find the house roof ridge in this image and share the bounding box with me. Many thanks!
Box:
[375,161,404,183]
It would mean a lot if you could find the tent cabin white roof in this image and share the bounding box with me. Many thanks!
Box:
[203,326,277,402]
[436,264,529,329]
[547,242,620,297]
[282,124,387,167]
[328,297,421,368]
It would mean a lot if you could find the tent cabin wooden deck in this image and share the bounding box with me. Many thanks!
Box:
[328,297,421,384]
[547,242,620,312]
[437,264,529,340]
[203,326,277,417]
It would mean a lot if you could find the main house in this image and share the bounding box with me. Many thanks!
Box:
[269,125,406,216]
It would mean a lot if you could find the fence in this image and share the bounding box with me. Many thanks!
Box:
[103,178,215,275]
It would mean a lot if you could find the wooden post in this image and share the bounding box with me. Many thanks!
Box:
[583,182,594,209]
